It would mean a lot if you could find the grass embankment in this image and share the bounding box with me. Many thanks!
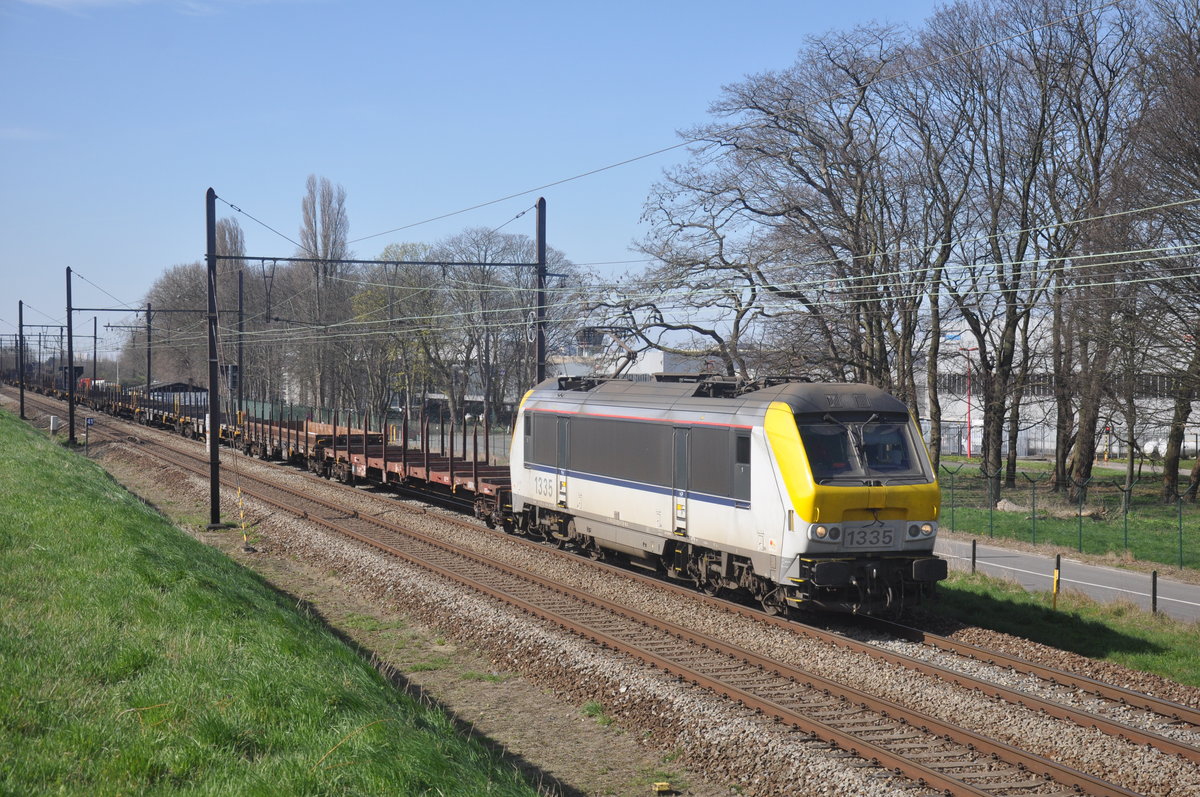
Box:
[0,409,541,796]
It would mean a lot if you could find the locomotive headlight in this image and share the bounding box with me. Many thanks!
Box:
[909,522,937,537]
[810,524,843,542]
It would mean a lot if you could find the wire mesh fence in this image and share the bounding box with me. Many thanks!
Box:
[938,464,1200,570]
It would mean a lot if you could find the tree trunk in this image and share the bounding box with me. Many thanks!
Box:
[1051,277,1073,493]
[925,291,943,472]
[1161,343,1200,502]
[1068,336,1113,505]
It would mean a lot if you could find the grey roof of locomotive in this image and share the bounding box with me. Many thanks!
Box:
[524,377,912,426]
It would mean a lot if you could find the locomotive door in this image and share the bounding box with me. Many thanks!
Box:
[556,416,569,507]
[672,427,689,534]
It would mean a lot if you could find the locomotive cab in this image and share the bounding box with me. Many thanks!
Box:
[767,396,946,614]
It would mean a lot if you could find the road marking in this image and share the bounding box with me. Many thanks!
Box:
[939,548,1200,609]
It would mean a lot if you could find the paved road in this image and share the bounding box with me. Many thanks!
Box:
[934,537,1200,624]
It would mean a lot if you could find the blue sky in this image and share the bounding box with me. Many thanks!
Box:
[0,0,938,355]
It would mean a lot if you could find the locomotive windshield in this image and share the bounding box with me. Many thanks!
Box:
[797,413,931,484]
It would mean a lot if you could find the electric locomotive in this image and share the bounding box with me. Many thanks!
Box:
[508,374,946,614]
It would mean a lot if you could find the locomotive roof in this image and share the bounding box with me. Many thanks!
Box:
[525,377,912,420]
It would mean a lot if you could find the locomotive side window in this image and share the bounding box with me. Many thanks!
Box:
[733,433,751,501]
[526,412,559,467]
[525,410,754,497]
[689,426,731,497]
[735,435,750,465]
[568,416,672,488]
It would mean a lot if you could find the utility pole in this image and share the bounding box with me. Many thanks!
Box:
[145,303,152,393]
[18,301,25,420]
[206,187,222,528]
[66,267,76,444]
[92,317,97,381]
[535,196,546,383]
[238,270,244,418]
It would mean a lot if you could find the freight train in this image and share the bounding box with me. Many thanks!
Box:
[22,373,946,614]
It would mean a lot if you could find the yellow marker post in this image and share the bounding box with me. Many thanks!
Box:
[1052,553,1061,610]
[238,484,249,550]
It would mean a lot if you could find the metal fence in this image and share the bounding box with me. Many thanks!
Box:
[938,465,1200,570]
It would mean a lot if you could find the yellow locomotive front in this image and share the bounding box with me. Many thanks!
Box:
[766,397,946,614]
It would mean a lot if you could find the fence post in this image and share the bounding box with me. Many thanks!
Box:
[980,466,997,538]
[1178,493,1185,569]
[1116,478,1137,552]
[1074,476,1092,553]
[971,538,977,574]
[1021,472,1045,545]
[942,464,964,533]
[1152,570,1158,614]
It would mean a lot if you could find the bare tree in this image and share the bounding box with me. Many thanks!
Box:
[295,174,351,407]
[122,217,252,390]
[636,25,943,411]
[427,228,578,423]
[600,195,775,378]
[891,11,979,466]
[1132,0,1200,502]
[1050,2,1144,503]
[136,262,208,385]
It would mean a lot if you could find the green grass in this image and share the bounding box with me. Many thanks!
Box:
[581,701,615,727]
[340,613,403,633]
[460,672,510,683]
[407,657,453,673]
[0,408,541,796]
[927,572,1200,687]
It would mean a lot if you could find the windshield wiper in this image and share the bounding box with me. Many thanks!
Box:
[823,413,878,470]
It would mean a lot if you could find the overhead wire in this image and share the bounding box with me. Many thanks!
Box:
[135,225,1200,344]
[304,194,1200,305]
[313,235,1200,313]
[88,241,1200,360]
[139,250,1198,352]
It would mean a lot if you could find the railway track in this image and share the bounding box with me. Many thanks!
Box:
[12,390,1197,794]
